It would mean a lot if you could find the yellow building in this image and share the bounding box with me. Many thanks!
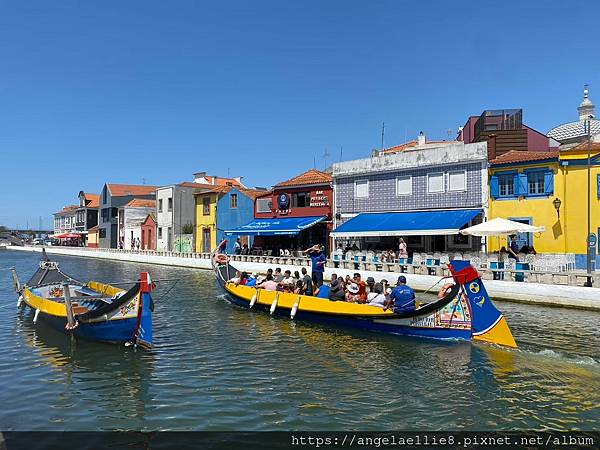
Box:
[488,145,600,268]
[194,186,225,254]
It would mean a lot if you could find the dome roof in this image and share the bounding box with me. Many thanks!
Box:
[548,119,600,143]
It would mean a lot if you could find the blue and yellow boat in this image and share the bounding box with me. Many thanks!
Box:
[213,256,517,348]
[12,250,154,349]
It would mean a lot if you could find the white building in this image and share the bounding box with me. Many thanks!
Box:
[118,199,156,250]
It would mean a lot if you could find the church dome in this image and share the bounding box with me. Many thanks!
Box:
[548,85,600,144]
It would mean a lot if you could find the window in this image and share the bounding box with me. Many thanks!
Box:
[396,176,412,196]
[448,171,466,191]
[111,207,118,218]
[102,186,107,204]
[203,197,211,215]
[158,199,163,212]
[427,173,444,193]
[292,192,310,207]
[168,197,173,212]
[99,228,106,238]
[230,193,238,209]
[598,174,600,199]
[158,227,163,239]
[527,171,545,195]
[355,180,369,198]
[101,208,109,223]
[499,174,515,197]
[256,198,272,213]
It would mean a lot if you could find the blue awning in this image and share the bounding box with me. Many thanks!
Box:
[224,216,327,236]
[331,209,482,238]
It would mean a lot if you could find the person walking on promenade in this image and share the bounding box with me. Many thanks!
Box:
[398,238,408,259]
[508,235,520,261]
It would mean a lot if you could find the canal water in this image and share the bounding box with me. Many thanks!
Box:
[0,251,598,431]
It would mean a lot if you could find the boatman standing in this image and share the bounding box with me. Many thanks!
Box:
[383,275,416,314]
[304,244,327,287]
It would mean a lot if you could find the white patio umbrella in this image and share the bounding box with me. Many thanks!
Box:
[459,218,545,236]
[460,217,545,264]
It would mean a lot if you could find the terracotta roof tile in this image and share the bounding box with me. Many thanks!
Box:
[193,184,233,195]
[124,199,156,208]
[490,150,559,166]
[107,184,159,197]
[54,205,78,215]
[569,141,600,152]
[275,169,332,187]
[83,193,100,208]
[239,188,269,199]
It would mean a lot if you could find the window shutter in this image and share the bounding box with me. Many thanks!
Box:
[516,173,527,196]
[544,171,554,195]
[490,176,499,198]
[597,174,600,199]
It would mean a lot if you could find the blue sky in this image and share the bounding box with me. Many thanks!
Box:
[1,0,599,229]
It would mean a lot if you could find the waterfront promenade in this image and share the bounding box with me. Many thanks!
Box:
[6,246,600,310]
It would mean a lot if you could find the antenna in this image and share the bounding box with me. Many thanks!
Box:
[340,146,343,162]
[323,148,330,170]
[381,122,385,151]
[227,167,231,177]
[142,177,146,185]
[313,156,316,169]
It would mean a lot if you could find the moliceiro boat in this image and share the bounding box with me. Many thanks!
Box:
[11,249,154,348]
[212,251,517,348]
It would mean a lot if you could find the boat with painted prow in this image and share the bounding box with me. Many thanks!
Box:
[11,249,154,348]
[212,249,517,348]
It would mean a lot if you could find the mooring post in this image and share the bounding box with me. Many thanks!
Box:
[11,267,20,293]
[62,282,75,330]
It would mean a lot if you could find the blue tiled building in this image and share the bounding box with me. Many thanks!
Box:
[331,138,488,254]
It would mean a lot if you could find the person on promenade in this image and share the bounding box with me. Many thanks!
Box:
[508,235,520,261]
[384,275,416,314]
[301,267,313,295]
[398,238,408,259]
[233,239,241,255]
[257,274,278,291]
[304,244,326,287]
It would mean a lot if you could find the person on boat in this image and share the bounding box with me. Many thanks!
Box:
[345,283,361,303]
[273,268,284,283]
[246,272,258,287]
[228,271,242,284]
[257,274,278,291]
[314,282,330,299]
[301,267,313,295]
[367,282,387,307]
[267,268,273,278]
[353,273,367,302]
[280,270,295,291]
[366,276,375,294]
[328,274,346,302]
[384,275,416,314]
[294,270,301,283]
[304,244,326,286]
[237,272,249,285]
[294,280,304,294]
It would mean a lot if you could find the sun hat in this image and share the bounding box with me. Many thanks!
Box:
[386,287,392,295]
[348,283,359,294]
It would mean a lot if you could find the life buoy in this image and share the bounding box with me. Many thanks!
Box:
[214,253,229,265]
[438,283,455,299]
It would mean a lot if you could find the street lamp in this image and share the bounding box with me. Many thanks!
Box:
[584,116,594,287]
[552,197,562,219]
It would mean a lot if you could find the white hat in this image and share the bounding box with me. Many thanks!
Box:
[386,287,392,295]
[348,283,359,294]
[251,272,258,277]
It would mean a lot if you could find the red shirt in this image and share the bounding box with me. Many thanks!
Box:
[357,280,367,301]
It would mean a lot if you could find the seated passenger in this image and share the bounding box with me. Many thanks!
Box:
[257,274,278,291]
[228,271,242,284]
[246,272,258,287]
[293,280,304,294]
[273,268,284,283]
[280,270,294,288]
[314,283,330,299]
[328,274,346,302]
[346,283,361,303]
[353,273,368,303]
[383,275,416,314]
[367,282,387,307]
[238,271,249,286]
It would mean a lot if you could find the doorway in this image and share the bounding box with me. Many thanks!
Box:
[202,228,211,253]
[509,217,532,251]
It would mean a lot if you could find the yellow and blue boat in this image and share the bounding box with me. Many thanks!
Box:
[12,250,154,349]
[213,256,517,349]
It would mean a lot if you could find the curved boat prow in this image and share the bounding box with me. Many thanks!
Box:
[448,260,517,349]
[134,272,154,349]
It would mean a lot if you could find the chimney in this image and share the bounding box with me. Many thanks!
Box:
[193,172,207,183]
[487,135,497,161]
[417,131,426,146]
[212,176,217,185]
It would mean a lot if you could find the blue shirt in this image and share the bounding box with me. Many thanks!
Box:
[390,285,416,313]
[246,278,257,287]
[311,252,326,273]
[316,284,330,298]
